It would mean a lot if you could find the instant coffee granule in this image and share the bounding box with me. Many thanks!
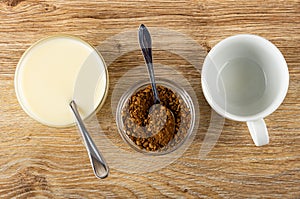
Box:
[121,84,191,152]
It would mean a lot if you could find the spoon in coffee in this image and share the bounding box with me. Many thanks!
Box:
[138,24,175,143]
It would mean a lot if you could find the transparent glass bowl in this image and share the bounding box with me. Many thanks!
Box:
[116,78,195,155]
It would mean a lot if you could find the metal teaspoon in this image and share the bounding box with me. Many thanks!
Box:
[70,100,109,179]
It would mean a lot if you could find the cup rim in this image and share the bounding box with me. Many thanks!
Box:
[201,34,289,122]
[115,78,195,155]
[14,35,109,127]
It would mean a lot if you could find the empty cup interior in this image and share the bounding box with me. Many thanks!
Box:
[202,35,289,120]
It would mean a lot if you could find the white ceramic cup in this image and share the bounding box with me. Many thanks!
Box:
[201,34,289,146]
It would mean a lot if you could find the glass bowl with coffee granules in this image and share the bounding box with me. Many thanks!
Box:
[116,78,195,155]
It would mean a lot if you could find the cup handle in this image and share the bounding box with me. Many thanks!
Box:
[246,119,269,146]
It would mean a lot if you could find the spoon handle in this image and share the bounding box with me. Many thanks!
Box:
[138,24,160,104]
[69,100,109,179]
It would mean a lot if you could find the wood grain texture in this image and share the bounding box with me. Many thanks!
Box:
[0,0,299,198]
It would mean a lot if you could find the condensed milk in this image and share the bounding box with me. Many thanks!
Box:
[15,36,108,127]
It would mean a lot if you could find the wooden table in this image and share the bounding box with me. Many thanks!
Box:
[1,0,299,198]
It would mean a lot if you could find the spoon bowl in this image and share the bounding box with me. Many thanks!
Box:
[147,103,175,146]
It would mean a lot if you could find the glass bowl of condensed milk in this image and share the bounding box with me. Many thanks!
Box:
[15,35,109,127]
